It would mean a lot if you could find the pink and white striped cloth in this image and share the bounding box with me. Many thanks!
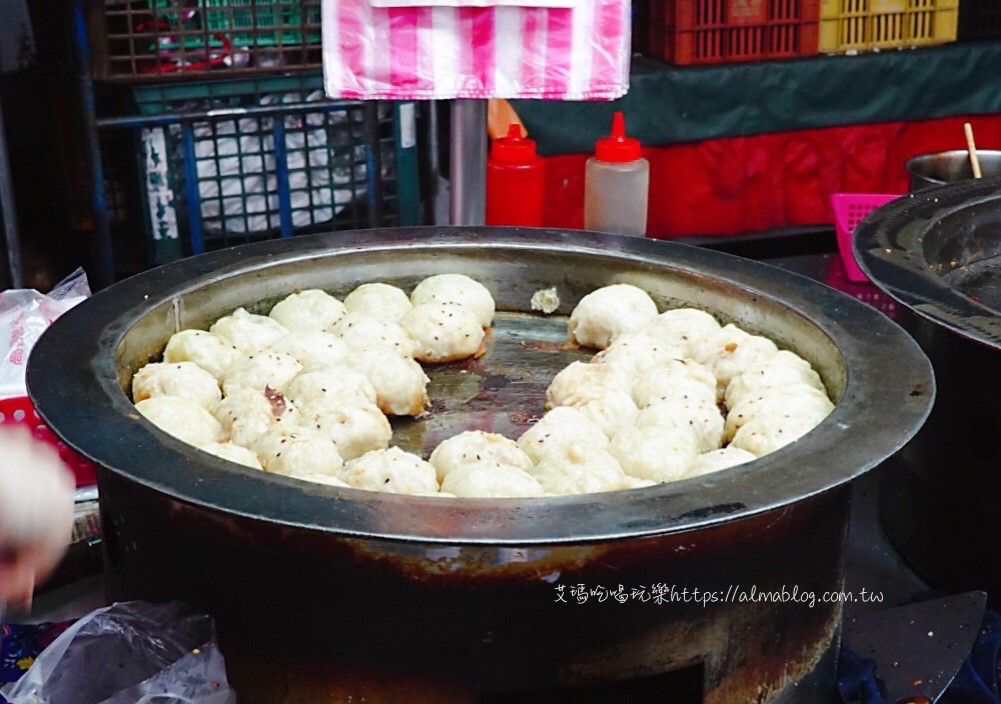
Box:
[322,0,631,101]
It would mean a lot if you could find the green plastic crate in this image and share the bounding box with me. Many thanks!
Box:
[149,0,321,49]
[130,73,325,115]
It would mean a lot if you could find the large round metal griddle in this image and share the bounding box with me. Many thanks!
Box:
[28,228,932,545]
[854,178,1001,603]
[854,177,1001,345]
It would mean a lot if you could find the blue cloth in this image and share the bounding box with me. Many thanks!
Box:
[941,608,1001,704]
[1,622,72,687]
[838,648,885,704]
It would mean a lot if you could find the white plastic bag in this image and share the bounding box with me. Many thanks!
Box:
[0,268,90,400]
[0,601,236,704]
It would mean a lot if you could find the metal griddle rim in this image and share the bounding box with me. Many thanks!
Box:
[854,176,1001,350]
[27,227,933,545]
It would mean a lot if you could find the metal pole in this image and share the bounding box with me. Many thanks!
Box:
[0,85,23,288]
[271,118,295,238]
[73,0,114,289]
[449,99,487,226]
[427,100,441,225]
[363,102,384,229]
[180,123,207,254]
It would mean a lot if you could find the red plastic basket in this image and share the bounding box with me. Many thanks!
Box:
[831,193,899,284]
[658,0,821,65]
[0,397,97,488]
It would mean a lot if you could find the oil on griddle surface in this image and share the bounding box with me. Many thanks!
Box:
[391,312,590,456]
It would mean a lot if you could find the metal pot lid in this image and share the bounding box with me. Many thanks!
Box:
[28,228,933,545]
[854,177,1001,350]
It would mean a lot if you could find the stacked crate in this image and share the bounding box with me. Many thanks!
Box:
[646,0,822,64]
[638,0,960,64]
[86,0,420,271]
[92,0,323,79]
[819,0,958,52]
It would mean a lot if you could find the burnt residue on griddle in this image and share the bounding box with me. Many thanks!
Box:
[508,411,542,425]
[476,373,510,396]
[415,397,449,419]
[675,503,747,521]
[452,358,486,374]
[520,339,579,353]
[943,255,1001,313]
[619,517,673,531]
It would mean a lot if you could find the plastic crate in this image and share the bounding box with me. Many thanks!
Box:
[151,0,319,48]
[648,0,668,58]
[129,72,320,115]
[958,0,1001,40]
[831,192,898,283]
[91,0,322,79]
[0,397,97,488]
[103,76,420,266]
[819,0,958,53]
[659,0,821,65]
[823,255,899,318]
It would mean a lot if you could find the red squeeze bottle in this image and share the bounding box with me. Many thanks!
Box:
[486,124,545,227]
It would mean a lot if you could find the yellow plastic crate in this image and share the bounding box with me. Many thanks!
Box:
[820,0,958,52]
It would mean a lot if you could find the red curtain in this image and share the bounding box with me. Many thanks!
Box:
[541,115,1001,238]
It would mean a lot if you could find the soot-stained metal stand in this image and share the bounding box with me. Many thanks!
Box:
[449,99,488,227]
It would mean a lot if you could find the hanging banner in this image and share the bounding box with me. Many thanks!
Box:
[323,0,630,100]
[370,1,578,7]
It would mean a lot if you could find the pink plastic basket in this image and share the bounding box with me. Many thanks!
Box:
[831,193,900,283]
[824,254,898,319]
[0,396,97,488]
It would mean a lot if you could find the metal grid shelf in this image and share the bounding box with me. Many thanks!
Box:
[96,75,419,266]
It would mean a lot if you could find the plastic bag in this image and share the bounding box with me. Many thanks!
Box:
[0,601,236,704]
[0,269,91,400]
[322,0,631,100]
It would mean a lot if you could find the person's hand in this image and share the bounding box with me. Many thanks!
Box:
[0,426,75,607]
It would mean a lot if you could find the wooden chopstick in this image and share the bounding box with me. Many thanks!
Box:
[964,122,983,179]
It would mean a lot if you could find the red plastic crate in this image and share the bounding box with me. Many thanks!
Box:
[0,397,97,488]
[649,0,668,59]
[661,0,821,65]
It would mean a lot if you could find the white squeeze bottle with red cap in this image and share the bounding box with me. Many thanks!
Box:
[584,111,649,237]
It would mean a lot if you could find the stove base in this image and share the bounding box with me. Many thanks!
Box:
[99,472,849,703]
[219,636,840,704]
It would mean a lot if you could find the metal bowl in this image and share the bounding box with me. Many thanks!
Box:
[906,149,1001,191]
[29,227,931,544]
[27,228,934,701]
